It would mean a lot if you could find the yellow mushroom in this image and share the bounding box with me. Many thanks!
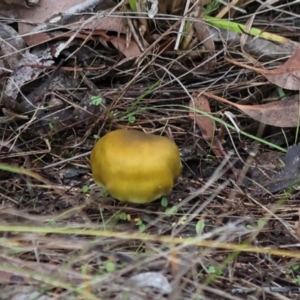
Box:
[90,129,182,204]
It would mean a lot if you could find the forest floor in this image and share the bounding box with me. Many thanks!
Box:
[1,0,300,299]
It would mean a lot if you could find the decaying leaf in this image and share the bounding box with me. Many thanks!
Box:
[189,93,226,160]
[110,36,141,58]
[204,92,300,128]
[1,0,39,7]
[0,0,140,58]
[242,151,285,196]
[189,94,215,141]
[263,45,300,90]
[0,23,26,76]
[226,45,300,90]
[193,15,216,72]
[269,143,300,193]
[234,97,300,128]
[4,48,54,100]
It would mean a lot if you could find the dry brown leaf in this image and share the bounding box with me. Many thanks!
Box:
[66,16,127,35]
[189,93,226,161]
[0,23,25,75]
[263,45,300,90]
[0,0,120,42]
[21,30,110,47]
[204,92,300,128]
[0,0,84,29]
[0,0,138,58]
[234,97,300,128]
[110,35,141,58]
[225,46,300,90]
[193,16,216,73]
[189,94,215,141]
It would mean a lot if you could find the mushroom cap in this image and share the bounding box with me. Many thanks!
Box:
[90,129,182,203]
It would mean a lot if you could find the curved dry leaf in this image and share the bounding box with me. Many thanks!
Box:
[4,49,54,100]
[0,23,25,75]
[203,92,300,128]
[0,0,84,25]
[189,94,215,140]
[66,16,127,34]
[193,17,216,73]
[262,45,300,90]
[189,94,226,160]
[0,0,117,41]
[225,45,300,90]
[235,96,300,128]
[110,36,141,58]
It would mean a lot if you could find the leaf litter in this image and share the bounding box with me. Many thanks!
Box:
[2,1,300,300]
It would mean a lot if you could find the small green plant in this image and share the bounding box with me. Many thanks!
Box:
[205,0,221,13]
[161,197,168,207]
[165,205,178,217]
[109,110,117,117]
[204,15,289,43]
[128,115,136,123]
[119,112,137,123]
[118,212,128,221]
[207,265,223,276]
[136,220,146,232]
[48,123,54,130]
[128,0,137,11]
[93,134,100,139]
[91,95,104,106]
[196,220,205,234]
[257,218,266,229]
[105,261,116,272]
[82,185,89,194]
[293,275,300,285]
[121,292,130,300]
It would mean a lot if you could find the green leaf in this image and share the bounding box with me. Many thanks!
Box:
[204,15,291,43]
[82,185,89,193]
[119,213,128,221]
[257,219,266,229]
[91,95,103,106]
[139,223,146,232]
[105,261,116,272]
[196,220,205,234]
[128,115,136,123]
[165,206,178,217]
[204,0,221,14]
[161,197,168,207]
[128,0,137,11]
